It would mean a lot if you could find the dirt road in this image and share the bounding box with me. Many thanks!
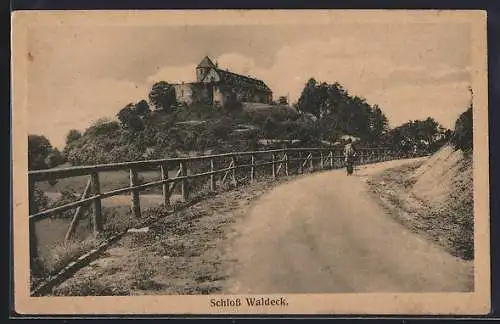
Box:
[224,158,474,293]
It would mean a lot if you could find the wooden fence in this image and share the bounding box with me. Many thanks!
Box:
[28,147,425,269]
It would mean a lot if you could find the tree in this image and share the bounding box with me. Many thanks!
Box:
[116,103,144,131]
[45,147,64,168]
[295,78,392,143]
[294,118,320,145]
[208,117,233,140]
[66,129,82,145]
[28,135,53,170]
[64,130,82,162]
[85,117,119,134]
[383,117,447,153]
[452,105,473,152]
[135,99,151,117]
[370,105,389,141]
[297,78,321,117]
[148,81,177,112]
[262,114,278,138]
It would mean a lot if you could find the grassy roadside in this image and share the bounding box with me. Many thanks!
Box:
[49,176,292,296]
[31,205,161,290]
[366,159,474,261]
[31,164,265,290]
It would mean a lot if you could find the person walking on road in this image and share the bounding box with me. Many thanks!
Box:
[344,138,357,175]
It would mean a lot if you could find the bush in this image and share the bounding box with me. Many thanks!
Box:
[53,275,130,296]
[223,98,243,112]
[66,129,82,144]
[85,119,120,137]
[30,186,49,214]
[37,237,100,277]
[66,141,111,165]
[45,148,65,168]
[28,135,53,170]
[50,190,80,219]
[452,106,473,152]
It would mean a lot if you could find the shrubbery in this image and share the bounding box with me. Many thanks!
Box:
[28,135,65,170]
[63,101,265,166]
[451,106,473,152]
[30,186,49,214]
[50,190,80,219]
[380,117,452,154]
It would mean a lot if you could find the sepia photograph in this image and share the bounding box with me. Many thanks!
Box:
[12,10,490,315]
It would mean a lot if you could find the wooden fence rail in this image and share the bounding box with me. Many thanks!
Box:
[28,147,428,265]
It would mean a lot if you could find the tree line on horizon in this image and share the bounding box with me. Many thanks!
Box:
[296,78,390,142]
[28,78,470,170]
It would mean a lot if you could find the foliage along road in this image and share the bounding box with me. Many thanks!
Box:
[223,158,474,293]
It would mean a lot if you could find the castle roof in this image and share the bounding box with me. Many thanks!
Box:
[215,69,272,93]
[197,56,216,68]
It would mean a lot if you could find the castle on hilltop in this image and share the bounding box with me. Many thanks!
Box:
[172,56,273,107]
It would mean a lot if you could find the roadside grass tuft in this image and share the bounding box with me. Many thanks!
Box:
[52,275,131,296]
[130,255,165,291]
[31,206,169,290]
[37,237,101,278]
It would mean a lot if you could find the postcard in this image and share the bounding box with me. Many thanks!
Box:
[11,9,490,315]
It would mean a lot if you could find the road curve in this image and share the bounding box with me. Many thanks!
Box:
[224,158,474,294]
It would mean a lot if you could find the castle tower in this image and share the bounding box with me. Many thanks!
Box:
[196,56,216,82]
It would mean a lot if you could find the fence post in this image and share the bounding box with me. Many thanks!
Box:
[180,161,189,202]
[210,158,216,191]
[250,154,255,183]
[298,151,303,174]
[28,178,40,273]
[320,151,324,169]
[160,163,170,208]
[329,151,334,168]
[65,178,92,242]
[28,177,36,215]
[130,168,142,218]
[90,172,103,234]
[284,150,289,176]
[231,155,237,185]
[272,153,276,179]
[309,152,313,171]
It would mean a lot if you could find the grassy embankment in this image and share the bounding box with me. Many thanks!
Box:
[367,145,474,261]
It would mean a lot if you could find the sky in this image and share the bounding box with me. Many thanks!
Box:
[25,13,472,149]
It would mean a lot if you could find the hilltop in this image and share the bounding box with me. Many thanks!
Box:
[29,78,455,171]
